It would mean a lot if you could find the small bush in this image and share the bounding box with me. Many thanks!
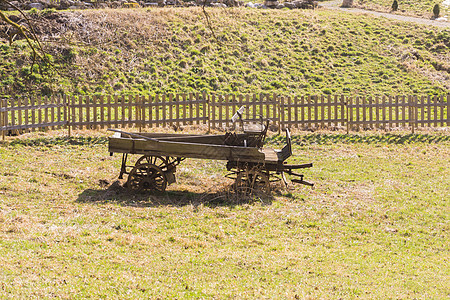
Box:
[391,0,398,11]
[433,4,440,18]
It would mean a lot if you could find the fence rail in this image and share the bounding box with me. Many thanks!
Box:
[1,93,448,139]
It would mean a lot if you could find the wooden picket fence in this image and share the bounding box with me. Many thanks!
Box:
[0,93,448,139]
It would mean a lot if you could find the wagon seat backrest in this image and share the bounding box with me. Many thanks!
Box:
[280,128,292,161]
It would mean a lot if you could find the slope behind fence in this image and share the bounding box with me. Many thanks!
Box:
[1,93,448,139]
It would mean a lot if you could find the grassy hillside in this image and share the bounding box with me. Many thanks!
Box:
[0,8,449,97]
[357,0,449,17]
[0,131,449,297]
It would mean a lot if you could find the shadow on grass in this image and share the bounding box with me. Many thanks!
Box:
[267,133,450,146]
[76,181,274,208]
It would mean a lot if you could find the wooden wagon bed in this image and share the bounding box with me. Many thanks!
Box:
[107,107,312,192]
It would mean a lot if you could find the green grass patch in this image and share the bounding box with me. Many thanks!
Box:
[0,8,448,97]
[0,130,448,297]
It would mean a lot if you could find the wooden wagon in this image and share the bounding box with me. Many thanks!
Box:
[108,107,313,192]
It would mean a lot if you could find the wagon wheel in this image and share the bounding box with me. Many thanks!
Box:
[126,163,167,192]
[246,167,270,193]
[135,155,168,170]
[234,167,270,194]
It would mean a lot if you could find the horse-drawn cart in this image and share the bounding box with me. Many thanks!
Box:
[108,107,313,192]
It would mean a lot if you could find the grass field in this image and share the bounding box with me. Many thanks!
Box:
[0,129,448,298]
[1,8,449,97]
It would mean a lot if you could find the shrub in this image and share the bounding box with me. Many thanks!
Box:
[433,4,440,18]
[392,0,398,11]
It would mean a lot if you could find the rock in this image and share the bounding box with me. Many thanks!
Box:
[341,0,353,8]
[28,3,45,10]
[276,3,285,8]
[284,2,295,8]
[211,2,226,7]
[264,0,278,7]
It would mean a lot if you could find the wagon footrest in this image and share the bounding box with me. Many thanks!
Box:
[291,178,314,187]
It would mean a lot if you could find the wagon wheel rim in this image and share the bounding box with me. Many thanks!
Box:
[234,167,270,194]
[246,168,270,193]
[127,163,167,192]
[135,155,168,170]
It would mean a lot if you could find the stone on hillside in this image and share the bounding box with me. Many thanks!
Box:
[341,0,353,7]
[28,3,45,10]
[264,0,278,7]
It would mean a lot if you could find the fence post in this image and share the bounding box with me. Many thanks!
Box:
[447,94,450,127]
[138,95,142,133]
[65,95,71,137]
[346,96,350,134]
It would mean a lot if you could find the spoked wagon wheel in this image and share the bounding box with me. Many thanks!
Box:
[246,167,270,193]
[234,166,270,194]
[126,163,167,192]
[135,155,167,170]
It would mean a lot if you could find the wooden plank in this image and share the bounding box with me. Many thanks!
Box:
[182,94,187,125]
[24,97,29,131]
[77,95,82,130]
[168,94,173,127]
[320,95,325,128]
[290,95,295,129]
[259,93,264,123]
[394,95,398,128]
[54,96,59,130]
[368,96,373,130]
[211,94,216,129]
[175,94,180,127]
[328,95,332,128]
[347,96,352,133]
[355,96,360,131]
[313,95,318,129]
[18,97,23,132]
[300,96,305,129]
[191,93,196,125]
[340,95,345,127]
[119,95,124,128]
[225,94,230,128]
[447,94,450,126]
[92,95,97,130]
[307,95,312,130]
[10,99,15,134]
[148,94,154,127]
[155,94,160,127]
[37,96,43,131]
[218,95,223,128]
[128,95,133,128]
[252,94,257,121]
[362,95,367,129]
[434,95,438,127]
[99,95,105,129]
[388,96,392,130]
